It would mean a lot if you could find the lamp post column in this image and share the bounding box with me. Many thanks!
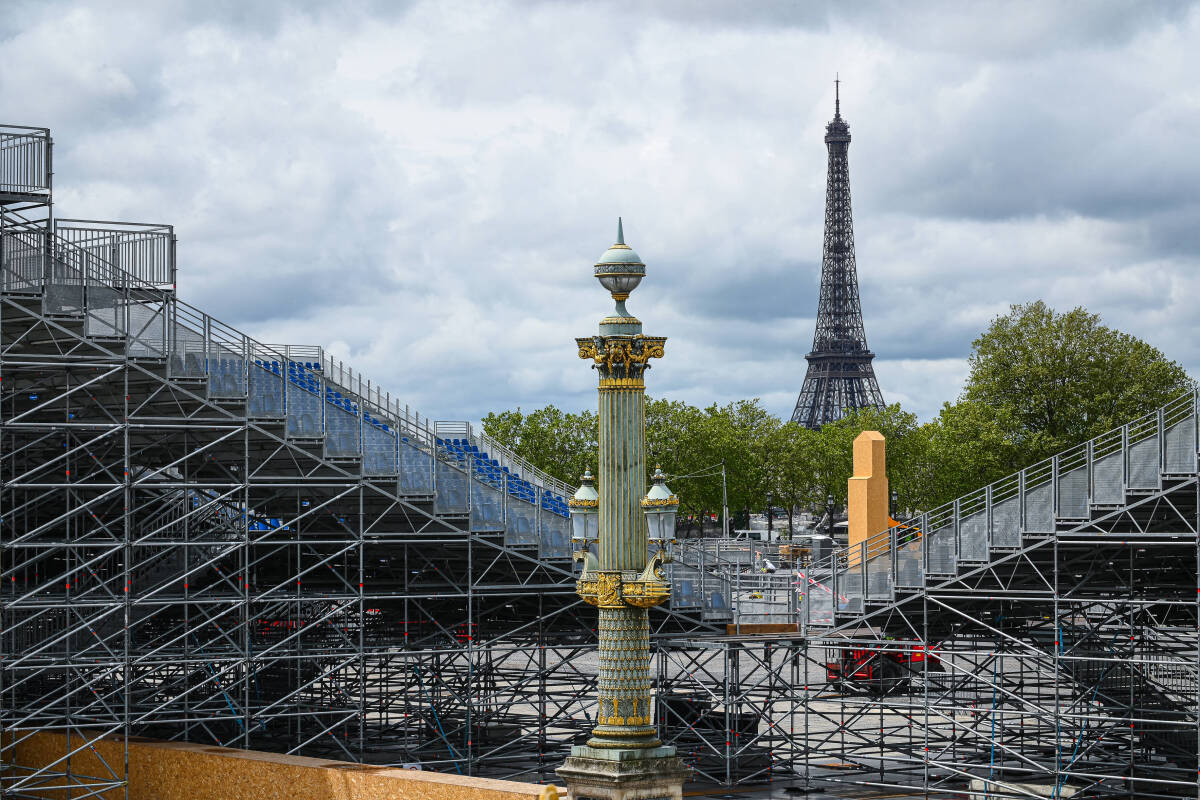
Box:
[557,221,687,800]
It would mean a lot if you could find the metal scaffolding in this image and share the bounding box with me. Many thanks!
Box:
[3,122,1198,800]
[788,392,1200,798]
[0,123,729,799]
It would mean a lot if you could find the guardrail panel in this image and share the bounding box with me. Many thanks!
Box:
[44,256,83,315]
[285,380,322,437]
[247,362,283,417]
[959,511,988,562]
[208,348,246,399]
[839,552,864,614]
[990,496,1020,548]
[1163,415,1196,475]
[804,572,834,627]
[1023,482,1054,533]
[1127,434,1160,490]
[864,551,891,600]
[434,462,468,514]
[126,298,169,359]
[398,441,433,495]
[1091,450,1124,505]
[670,563,702,609]
[325,404,360,459]
[1056,465,1089,519]
[924,522,956,575]
[82,282,122,339]
[55,220,175,288]
[0,128,51,193]
[504,494,539,547]
[539,503,571,560]
[362,424,398,477]
[0,231,46,292]
[470,478,504,531]
[171,323,206,378]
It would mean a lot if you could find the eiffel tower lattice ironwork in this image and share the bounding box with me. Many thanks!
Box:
[791,82,885,428]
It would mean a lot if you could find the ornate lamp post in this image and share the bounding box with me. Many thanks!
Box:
[557,221,688,800]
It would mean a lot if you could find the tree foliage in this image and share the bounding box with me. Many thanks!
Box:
[964,301,1191,463]
[482,301,1192,534]
[479,405,597,486]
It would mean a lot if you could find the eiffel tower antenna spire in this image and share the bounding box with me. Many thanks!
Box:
[790,86,885,429]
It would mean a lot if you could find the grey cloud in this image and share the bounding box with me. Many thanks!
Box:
[596,0,1193,58]
[5,0,1198,428]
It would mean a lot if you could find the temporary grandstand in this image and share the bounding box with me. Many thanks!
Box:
[791,390,1200,798]
[3,123,1198,799]
[0,123,743,799]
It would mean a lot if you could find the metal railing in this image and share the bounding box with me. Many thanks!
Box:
[0,124,51,196]
[798,389,1199,630]
[0,215,574,507]
[55,218,175,287]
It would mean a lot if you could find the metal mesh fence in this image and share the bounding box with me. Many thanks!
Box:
[399,442,433,495]
[471,481,504,531]
[362,424,397,477]
[286,381,323,438]
[434,462,467,514]
[504,497,539,547]
[325,405,360,459]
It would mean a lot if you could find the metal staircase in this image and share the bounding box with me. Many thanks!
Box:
[1,121,623,800]
[796,392,1200,798]
[799,391,1198,631]
[0,208,576,552]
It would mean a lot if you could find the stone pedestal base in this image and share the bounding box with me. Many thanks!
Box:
[556,745,689,800]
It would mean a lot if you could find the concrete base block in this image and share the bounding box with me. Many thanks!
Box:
[556,746,689,800]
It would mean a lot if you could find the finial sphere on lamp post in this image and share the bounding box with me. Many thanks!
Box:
[557,221,688,800]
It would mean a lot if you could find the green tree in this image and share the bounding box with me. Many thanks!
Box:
[809,404,926,510]
[480,405,598,485]
[964,301,1192,463]
[645,398,720,535]
[484,397,785,537]
[919,399,1020,508]
[702,399,778,531]
[766,422,822,536]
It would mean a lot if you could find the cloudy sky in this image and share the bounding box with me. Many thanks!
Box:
[5,1,1198,423]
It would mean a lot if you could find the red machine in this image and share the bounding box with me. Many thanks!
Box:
[826,644,942,695]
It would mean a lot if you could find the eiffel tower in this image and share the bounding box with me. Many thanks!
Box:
[791,82,885,428]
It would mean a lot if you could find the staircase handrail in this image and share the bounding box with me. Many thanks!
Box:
[0,124,51,195]
[4,213,574,499]
[472,431,574,498]
[54,218,176,288]
[802,388,1200,620]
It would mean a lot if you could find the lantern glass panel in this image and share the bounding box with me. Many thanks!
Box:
[571,508,597,542]
[645,510,661,542]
